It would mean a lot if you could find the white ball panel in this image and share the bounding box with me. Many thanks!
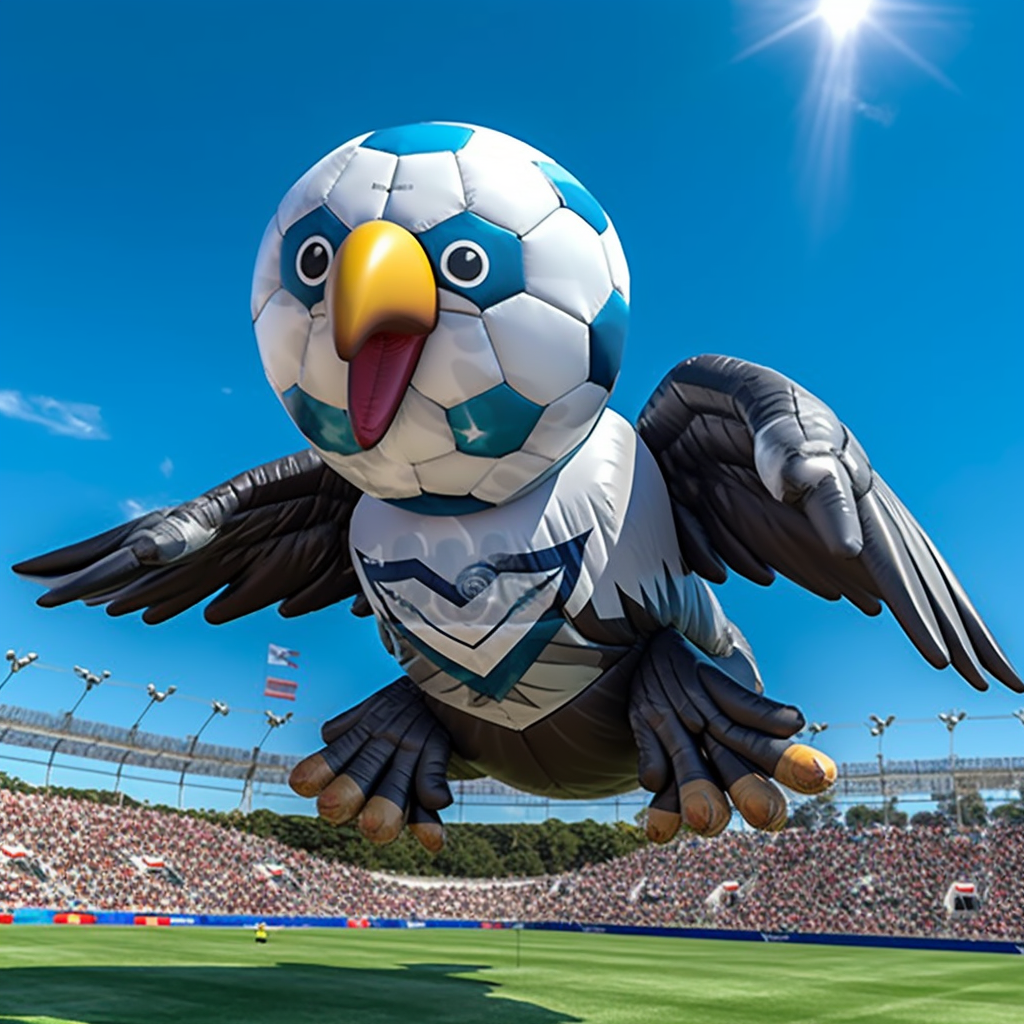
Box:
[601,221,630,303]
[522,382,608,462]
[411,312,504,409]
[414,451,493,495]
[455,124,552,165]
[318,449,370,492]
[333,449,421,500]
[457,141,559,236]
[386,151,466,233]
[255,288,310,393]
[438,288,481,316]
[471,451,554,504]
[299,315,348,409]
[251,217,283,322]
[325,147,398,228]
[522,208,612,324]
[484,294,590,405]
[277,138,363,233]
[379,388,457,464]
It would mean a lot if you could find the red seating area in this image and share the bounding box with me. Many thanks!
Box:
[2,789,1021,939]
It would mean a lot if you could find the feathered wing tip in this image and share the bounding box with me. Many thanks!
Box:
[638,354,1022,695]
[12,450,367,625]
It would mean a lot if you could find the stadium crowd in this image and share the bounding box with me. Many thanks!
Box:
[2,788,1022,940]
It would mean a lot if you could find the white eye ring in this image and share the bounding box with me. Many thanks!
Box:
[295,235,334,287]
[440,239,489,288]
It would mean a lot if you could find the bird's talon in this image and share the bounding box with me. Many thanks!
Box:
[316,774,365,825]
[409,820,446,853]
[288,752,335,798]
[645,807,681,844]
[728,773,788,830]
[357,796,405,844]
[679,780,731,837]
[774,744,837,795]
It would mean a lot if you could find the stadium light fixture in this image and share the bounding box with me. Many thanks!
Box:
[177,699,231,810]
[45,663,111,789]
[240,710,293,813]
[938,710,967,829]
[114,682,178,798]
[807,722,829,745]
[867,714,896,825]
[0,649,39,695]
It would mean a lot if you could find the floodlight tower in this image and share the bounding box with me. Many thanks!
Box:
[807,722,829,746]
[938,710,967,828]
[868,714,896,826]
[114,683,177,799]
[240,710,292,813]
[177,700,230,809]
[0,649,39,696]
[45,664,111,788]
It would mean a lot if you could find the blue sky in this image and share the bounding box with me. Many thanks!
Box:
[1,1,1021,816]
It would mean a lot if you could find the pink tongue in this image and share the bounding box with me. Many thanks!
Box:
[348,332,427,449]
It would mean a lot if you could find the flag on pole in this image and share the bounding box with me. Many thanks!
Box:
[267,644,300,669]
[264,677,298,702]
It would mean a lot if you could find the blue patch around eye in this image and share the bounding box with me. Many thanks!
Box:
[280,206,350,310]
[534,161,608,234]
[362,123,474,156]
[418,212,524,311]
[588,289,629,389]
[447,383,544,458]
[281,385,362,456]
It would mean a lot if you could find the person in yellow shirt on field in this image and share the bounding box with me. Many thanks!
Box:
[254,921,268,944]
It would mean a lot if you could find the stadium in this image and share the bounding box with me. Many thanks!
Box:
[2,652,1023,1022]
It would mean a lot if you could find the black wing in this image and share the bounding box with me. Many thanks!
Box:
[637,355,1021,694]
[13,450,364,624]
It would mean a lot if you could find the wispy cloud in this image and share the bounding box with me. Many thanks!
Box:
[160,457,174,479]
[0,390,109,440]
[120,498,151,520]
[855,98,897,127]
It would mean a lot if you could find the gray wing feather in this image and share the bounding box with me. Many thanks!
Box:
[13,449,364,625]
[638,354,1021,694]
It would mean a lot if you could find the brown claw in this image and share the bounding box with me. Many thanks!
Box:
[409,820,446,853]
[288,753,336,798]
[774,744,838,795]
[357,796,405,845]
[728,773,788,831]
[316,774,366,825]
[679,780,731,837]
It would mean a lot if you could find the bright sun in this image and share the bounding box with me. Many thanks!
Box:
[817,0,872,42]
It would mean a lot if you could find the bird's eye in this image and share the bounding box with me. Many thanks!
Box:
[295,235,334,287]
[440,240,489,288]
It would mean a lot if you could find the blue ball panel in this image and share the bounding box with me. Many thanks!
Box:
[588,290,629,389]
[362,124,474,156]
[418,212,524,310]
[534,161,608,234]
[282,385,362,456]
[386,493,494,516]
[446,384,543,458]
[280,207,350,310]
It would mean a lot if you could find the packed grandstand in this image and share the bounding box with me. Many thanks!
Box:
[2,785,1021,941]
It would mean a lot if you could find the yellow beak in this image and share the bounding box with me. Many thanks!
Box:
[329,220,438,360]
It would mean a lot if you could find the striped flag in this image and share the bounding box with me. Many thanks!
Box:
[267,644,300,669]
[264,677,298,702]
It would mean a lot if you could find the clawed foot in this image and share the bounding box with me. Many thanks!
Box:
[630,631,836,841]
[288,677,452,851]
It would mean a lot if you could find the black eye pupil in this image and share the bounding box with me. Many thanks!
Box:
[446,246,481,282]
[300,242,329,281]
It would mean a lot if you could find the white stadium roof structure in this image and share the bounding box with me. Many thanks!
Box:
[2,701,1022,814]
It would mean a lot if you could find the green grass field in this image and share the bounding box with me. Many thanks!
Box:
[0,927,1020,1024]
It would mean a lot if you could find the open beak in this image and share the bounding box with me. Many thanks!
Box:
[328,221,438,449]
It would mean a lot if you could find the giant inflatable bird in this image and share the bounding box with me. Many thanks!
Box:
[16,123,1021,851]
